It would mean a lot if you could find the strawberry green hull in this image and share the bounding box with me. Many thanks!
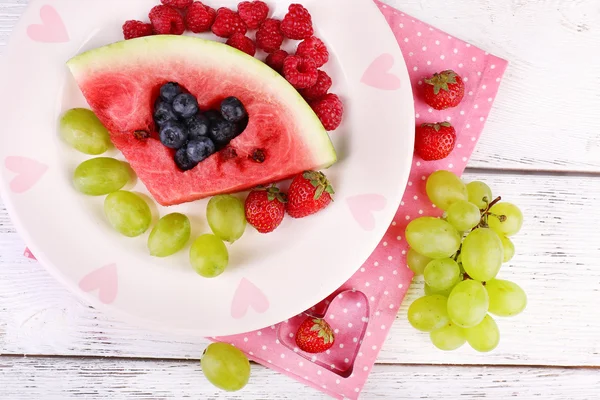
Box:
[67,35,337,206]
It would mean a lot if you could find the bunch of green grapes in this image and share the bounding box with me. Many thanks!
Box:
[405,170,527,352]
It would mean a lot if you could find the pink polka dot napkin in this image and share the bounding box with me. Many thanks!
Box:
[23,1,508,399]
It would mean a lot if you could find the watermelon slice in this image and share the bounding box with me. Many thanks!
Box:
[66,35,337,206]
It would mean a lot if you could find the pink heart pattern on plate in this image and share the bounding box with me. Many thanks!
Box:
[346,194,387,231]
[231,278,270,319]
[27,5,69,43]
[361,53,402,90]
[4,156,48,193]
[79,264,118,305]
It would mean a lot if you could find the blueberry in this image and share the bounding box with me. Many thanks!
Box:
[220,96,247,123]
[209,116,238,147]
[172,93,199,119]
[160,82,182,103]
[186,114,210,140]
[174,147,198,171]
[186,137,216,163]
[154,101,177,126]
[204,110,221,124]
[159,120,188,149]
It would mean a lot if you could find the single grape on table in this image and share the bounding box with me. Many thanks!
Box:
[405,217,461,259]
[461,228,504,282]
[148,213,191,257]
[485,279,527,317]
[407,295,449,332]
[488,202,523,236]
[447,280,489,328]
[201,342,251,392]
[426,170,468,210]
[464,314,500,353]
[430,321,467,351]
[104,191,152,237]
[60,108,112,155]
[73,157,130,196]
[207,195,247,243]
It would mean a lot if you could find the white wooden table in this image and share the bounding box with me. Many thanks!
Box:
[2,0,600,398]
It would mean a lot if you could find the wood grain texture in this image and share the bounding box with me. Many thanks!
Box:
[2,172,599,366]
[1,357,599,399]
[0,0,598,172]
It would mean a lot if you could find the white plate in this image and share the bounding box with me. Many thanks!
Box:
[0,0,414,336]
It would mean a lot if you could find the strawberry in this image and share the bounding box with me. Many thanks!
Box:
[286,171,334,219]
[414,122,457,161]
[423,70,465,110]
[295,317,335,354]
[245,186,287,233]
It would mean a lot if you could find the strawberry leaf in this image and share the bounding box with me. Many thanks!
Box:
[314,185,325,200]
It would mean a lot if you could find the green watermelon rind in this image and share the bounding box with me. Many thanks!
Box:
[66,35,338,169]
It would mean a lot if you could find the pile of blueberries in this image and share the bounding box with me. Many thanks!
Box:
[153,82,249,171]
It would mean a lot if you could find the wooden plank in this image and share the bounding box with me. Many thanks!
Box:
[1,171,599,366]
[0,357,599,399]
[0,0,598,172]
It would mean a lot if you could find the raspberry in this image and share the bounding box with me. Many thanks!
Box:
[280,4,313,40]
[185,2,216,33]
[310,93,344,131]
[122,20,154,40]
[299,70,332,101]
[161,0,193,8]
[238,1,269,30]
[226,33,256,56]
[255,18,284,53]
[211,8,247,38]
[296,36,329,68]
[149,5,185,35]
[265,50,288,74]
[283,56,318,89]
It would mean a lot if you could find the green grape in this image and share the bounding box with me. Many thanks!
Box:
[486,279,527,317]
[407,295,449,332]
[207,195,247,243]
[447,280,489,328]
[461,228,504,282]
[426,170,468,210]
[465,314,500,352]
[425,283,455,297]
[201,342,251,392]
[430,321,467,351]
[424,258,461,291]
[407,248,432,275]
[500,235,515,262]
[467,181,493,210]
[190,234,229,278]
[446,200,481,231]
[104,191,152,237]
[488,202,523,236]
[148,213,191,257]
[73,157,130,196]
[60,108,112,155]
[405,217,461,259]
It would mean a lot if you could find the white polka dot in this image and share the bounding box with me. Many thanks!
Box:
[472,57,477,62]
[374,261,379,266]
[496,77,501,82]
[453,48,458,54]
[491,64,496,69]
[348,322,353,328]
[421,175,426,180]
[449,163,454,168]
[294,347,299,353]
[397,235,402,241]
[392,221,397,226]
[432,204,437,208]
[393,270,398,275]
[249,351,254,355]
[326,350,331,355]
[427,60,431,65]
[365,282,370,287]
[416,161,421,166]
[460,110,465,115]
[339,343,344,349]
[435,40,440,45]
[440,55,446,60]
[466,43,471,47]
[379,276,384,281]
[268,360,272,363]
[477,71,482,76]
[474,104,479,109]
[334,328,339,334]
[262,345,267,350]
[471,136,476,141]
[299,362,304,367]
[244,337,248,342]
[409,52,414,57]
[271,325,276,329]
[364,366,369,371]
[384,290,389,295]
[322,385,327,389]
[404,37,409,42]
[344,358,350,363]
[480,117,486,122]
[355,389,360,393]
[466,124,471,129]
[370,296,375,302]
[457,143,462,148]
[447,116,452,121]
[428,107,433,113]
[417,31,422,36]
[281,354,285,358]
[398,284,404,289]
[381,325,386,329]
[418,210,423,215]
[389,304,395,309]
[463,77,468,82]
[286,368,290,372]
[458,63,464,68]
[416,113,420,118]
[336,379,341,385]
[372,345,377,350]
[375,311,381,316]
[413,195,418,200]
[257,331,262,336]
[362,316,369,322]
[331,364,336,369]
[405,215,410,220]
[401,250,406,255]
[360,267,365,272]
[399,23,404,28]
[288,333,294,338]
[317,370,321,375]
[408,181,413,186]
[488,98,493,102]
[462,157,467,162]
[482,85,487,89]
[330,314,335,319]
[413,66,418,71]
[448,35,452,39]
[353,337,358,343]
[468,91,474,96]
[358,352,363,357]
[422,46,427,51]
[383,241,388,246]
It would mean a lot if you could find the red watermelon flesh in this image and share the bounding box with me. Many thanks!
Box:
[67,36,337,206]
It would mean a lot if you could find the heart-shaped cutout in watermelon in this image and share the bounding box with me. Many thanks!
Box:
[66,35,337,206]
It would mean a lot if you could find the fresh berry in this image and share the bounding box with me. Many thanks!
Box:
[265,50,288,74]
[296,36,329,68]
[174,147,198,171]
[226,33,256,56]
[205,110,221,124]
[255,18,284,53]
[283,56,318,89]
[154,100,178,126]
[280,4,313,40]
[211,8,247,38]
[286,171,334,219]
[237,1,269,29]
[186,137,216,163]
[186,113,210,139]
[209,117,238,147]
[299,70,332,101]
[414,122,457,161]
[160,120,189,149]
[149,5,186,35]
[245,186,287,233]
[161,0,193,8]
[172,93,199,119]
[185,2,216,33]
[310,93,344,131]
[424,70,465,110]
[122,20,153,40]
[160,82,182,103]
[295,317,335,354]
[221,97,247,123]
